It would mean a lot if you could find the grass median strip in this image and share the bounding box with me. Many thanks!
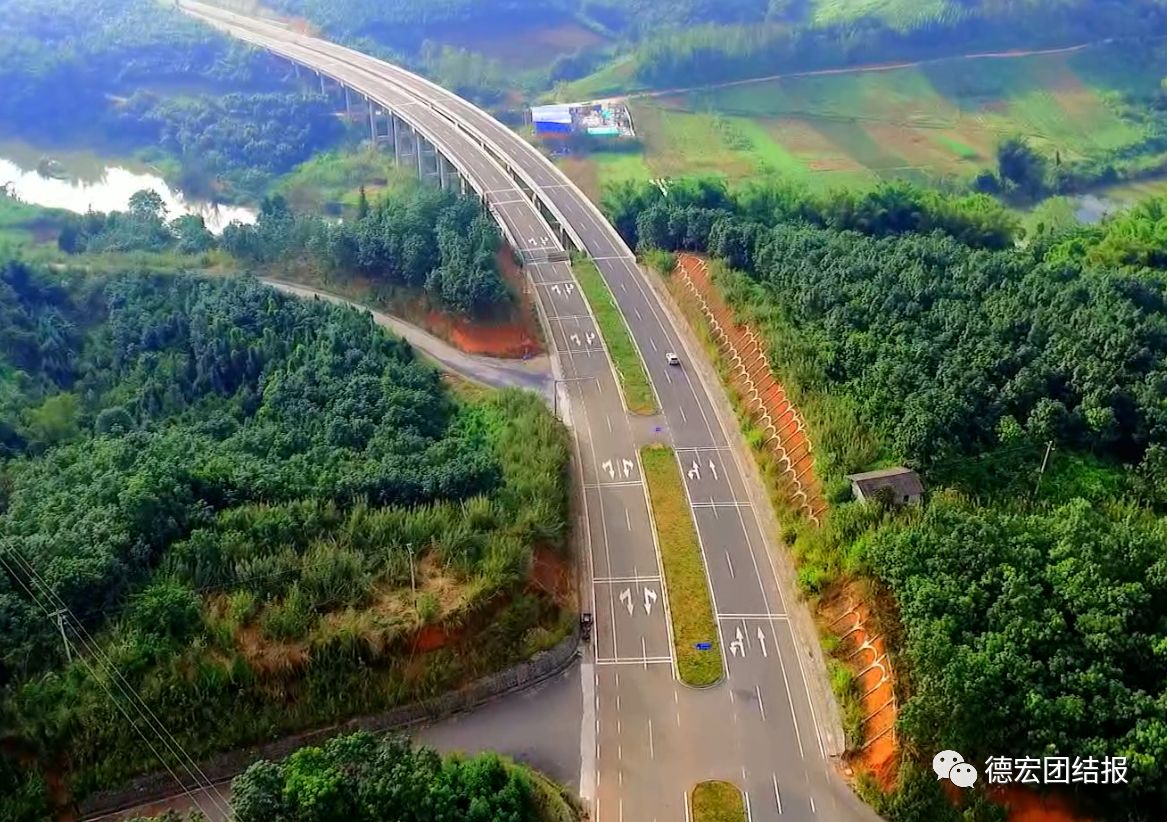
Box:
[572,256,657,414]
[641,444,722,686]
[691,780,746,822]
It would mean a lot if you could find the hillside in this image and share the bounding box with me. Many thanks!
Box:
[612,176,1167,819]
[0,261,570,819]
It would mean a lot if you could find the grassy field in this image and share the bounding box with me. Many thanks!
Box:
[556,42,1167,199]
[690,780,746,822]
[640,445,722,687]
[572,256,657,414]
[277,147,417,213]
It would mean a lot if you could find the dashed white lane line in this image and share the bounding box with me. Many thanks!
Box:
[650,338,658,351]
[773,774,782,813]
[648,718,655,759]
[756,684,767,722]
[625,507,632,530]
[634,307,642,320]
[726,551,736,578]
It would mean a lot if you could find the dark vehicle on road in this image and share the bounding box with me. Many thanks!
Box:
[580,612,593,642]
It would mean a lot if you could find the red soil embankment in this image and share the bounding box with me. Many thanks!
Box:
[672,253,826,522]
[424,246,546,358]
[821,585,898,789]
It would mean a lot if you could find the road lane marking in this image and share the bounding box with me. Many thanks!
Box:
[810,797,816,814]
[606,414,612,432]
[717,613,788,620]
[593,575,662,584]
[634,308,642,320]
[726,552,736,578]
[773,774,782,813]
[756,684,767,721]
[691,500,753,509]
[648,719,655,759]
[626,507,632,531]
[650,338,658,351]
[584,481,644,489]
[642,636,648,668]
[745,791,754,822]
[580,662,596,803]
[595,657,672,666]
[680,407,687,423]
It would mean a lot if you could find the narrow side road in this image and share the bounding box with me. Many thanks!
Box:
[263,279,554,398]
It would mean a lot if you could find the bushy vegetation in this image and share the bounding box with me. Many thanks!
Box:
[0,261,569,817]
[622,175,1167,818]
[55,184,512,317]
[128,731,577,822]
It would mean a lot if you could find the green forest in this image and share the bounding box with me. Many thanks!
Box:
[51,183,512,317]
[610,175,1167,819]
[0,0,351,202]
[129,731,579,822]
[0,261,570,819]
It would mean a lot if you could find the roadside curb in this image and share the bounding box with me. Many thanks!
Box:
[79,630,581,820]
[640,261,848,758]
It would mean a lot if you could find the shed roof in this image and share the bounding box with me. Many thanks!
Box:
[845,466,924,498]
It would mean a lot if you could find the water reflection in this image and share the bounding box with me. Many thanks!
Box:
[0,148,255,234]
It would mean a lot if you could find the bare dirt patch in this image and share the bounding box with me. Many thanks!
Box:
[529,546,575,608]
[820,582,898,790]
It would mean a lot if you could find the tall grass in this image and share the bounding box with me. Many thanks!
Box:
[640,445,722,687]
[572,255,657,414]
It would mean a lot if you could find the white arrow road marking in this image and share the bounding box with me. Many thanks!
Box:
[619,588,634,616]
[586,332,596,346]
[570,333,581,346]
[708,459,719,480]
[551,284,561,294]
[729,626,747,658]
[566,283,576,296]
[602,459,615,479]
[757,627,768,658]
[687,461,701,481]
[643,587,658,615]
[622,459,634,478]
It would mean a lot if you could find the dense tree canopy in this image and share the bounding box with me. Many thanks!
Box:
[221,188,511,316]
[621,174,1167,817]
[0,0,275,134]
[229,732,542,822]
[0,261,569,818]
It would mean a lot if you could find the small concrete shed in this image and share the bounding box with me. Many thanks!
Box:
[845,467,924,506]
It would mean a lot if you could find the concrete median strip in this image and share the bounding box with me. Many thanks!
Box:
[640,444,722,687]
[572,256,657,415]
[690,779,747,822]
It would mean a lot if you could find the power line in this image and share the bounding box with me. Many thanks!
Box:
[0,550,235,821]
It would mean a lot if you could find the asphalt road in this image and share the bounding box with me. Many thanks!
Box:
[181,4,884,820]
[89,666,583,822]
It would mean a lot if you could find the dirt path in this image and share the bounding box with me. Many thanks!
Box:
[617,38,1117,103]
[264,280,554,399]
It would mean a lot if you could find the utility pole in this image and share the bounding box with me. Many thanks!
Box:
[50,608,72,663]
[406,543,417,614]
[1034,440,1055,499]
